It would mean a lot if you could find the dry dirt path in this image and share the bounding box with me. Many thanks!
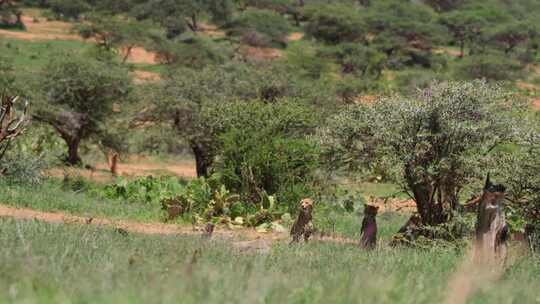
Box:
[0,204,358,251]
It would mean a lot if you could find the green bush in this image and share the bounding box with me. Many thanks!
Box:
[453,52,524,80]
[102,176,189,205]
[303,4,365,44]
[0,153,46,186]
[319,43,387,77]
[226,9,291,47]
[214,101,321,213]
[48,0,90,20]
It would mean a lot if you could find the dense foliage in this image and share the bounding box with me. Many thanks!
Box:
[2,0,540,237]
[321,81,526,226]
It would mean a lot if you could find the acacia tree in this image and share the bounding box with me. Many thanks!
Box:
[152,63,333,177]
[77,14,154,63]
[321,81,524,227]
[498,130,540,248]
[35,55,131,165]
[440,10,487,58]
[132,0,234,38]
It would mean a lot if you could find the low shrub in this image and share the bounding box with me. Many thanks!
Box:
[303,4,365,44]
[48,0,90,20]
[214,101,321,214]
[453,52,524,81]
[226,9,291,47]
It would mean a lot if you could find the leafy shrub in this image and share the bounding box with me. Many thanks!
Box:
[48,0,90,20]
[394,69,449,94]
[214,101,321,213]
[0,153,46,186]
[453,53,524,80]
[102,176,189,204]
[226,9,291,47]
[150,35,232,67]
[319,43,387,77]
[303,4,365,44]
[321,81,525,227]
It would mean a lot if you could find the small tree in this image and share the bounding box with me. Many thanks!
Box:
[364,0,445,67]
[303,4,365,44]
[226,9,291,47]
[48,0,90,20]
[154,63,333,177]
[321,81,524,227]
[498,130,540,249]
[131,0,234,38]
[77,14,154,63]
[440,10,487,58]
[35,55,131,165]
[488,21,531,54]
[318,43,386,77]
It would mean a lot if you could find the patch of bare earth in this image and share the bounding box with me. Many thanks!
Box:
[0,204,284,241]
[516,81,539,92]
[199,22,226,38]
[133,70,161,84]
[0,15,81,41]
[433,47,462,57]
[353,95,379,105]
[0,204,360,252]
[531,98,540,110]
[287,32,304,41]
[95,161,197,178]
[121,47,159,65]
[47,156,197,183]
[239,46,283,61]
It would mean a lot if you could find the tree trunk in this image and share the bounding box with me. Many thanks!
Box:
[33,111,89,167]
[122,46,133,64]
[459,40,464,58]
[106,151,119,176]
[190,141,210,178]
[475,175,508,262]
[66,138,82,166]
[405,171,455,226]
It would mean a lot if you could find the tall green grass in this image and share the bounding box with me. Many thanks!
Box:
[0,179,163,222]
[0,218,538,304]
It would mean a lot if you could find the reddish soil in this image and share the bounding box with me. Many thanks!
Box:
[121,47,159,65]
[0,15,160,66]
[0,204,278,239]
[0,15,81,41]
[287,32,304,41]
[354,95,379,105]
[239,46,283,61]
[433,47,462,57]
[46,156,197,183]
[199,22,226,38]
[0,204,359,252]
[516,81,539,92]
[531,98,540,110]
[133,70,161,84]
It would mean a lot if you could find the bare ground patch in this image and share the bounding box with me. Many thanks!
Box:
[0,15,80,41]
[47,157,197,183]
[133,70,161,83]
[121,47,159,65]
[239,46,283,61]
[287,32,304,42]
[0,204,360,252]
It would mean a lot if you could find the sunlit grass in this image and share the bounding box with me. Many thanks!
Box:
[0,218,538,304]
